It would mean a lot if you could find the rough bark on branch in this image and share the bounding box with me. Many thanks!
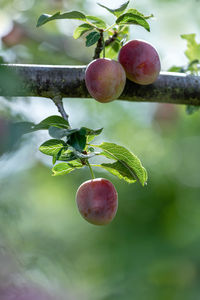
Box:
[0,64,200,105]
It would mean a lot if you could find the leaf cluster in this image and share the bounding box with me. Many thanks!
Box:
[36,1,154,59]
[16,115,147,185]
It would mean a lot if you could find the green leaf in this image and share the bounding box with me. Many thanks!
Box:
[84,127,103,144]
[57,149,77,162]
[37,11,86,27]
[97,1,130,17]
[48,127,69,139]
[105,40,120,59]
[86,16,107,29]
[86,31,101,47]
[34,115,69,131]
[181,34,200,62]
[39,139,66,156]
[98,161,136,183]
[52,161,83,176]
[80,127,103,136]
[95,142,148,186]
[64,128,80,136]
[126,9,154,20]
[39,139,74,163]
[67,127,102,152]
[116,13,150,32]
[49,127,92,141]
[52,155,57,165]
[88,147,95,152]
[68,131,87,152]
[73,23,94,39]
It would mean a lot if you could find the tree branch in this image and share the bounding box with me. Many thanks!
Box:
[0,64,200,106]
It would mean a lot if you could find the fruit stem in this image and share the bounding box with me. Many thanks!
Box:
[87,160,95,179]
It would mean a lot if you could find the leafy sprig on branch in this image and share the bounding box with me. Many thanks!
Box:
[36,1,153,59]
[16,115,147,185]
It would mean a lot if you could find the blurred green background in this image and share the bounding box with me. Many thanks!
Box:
[0,0,200,299]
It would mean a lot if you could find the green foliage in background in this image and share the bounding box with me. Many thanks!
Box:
[169,34,200,114]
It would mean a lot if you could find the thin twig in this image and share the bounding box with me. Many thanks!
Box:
[52,95,69,123]
[105,31,118,47]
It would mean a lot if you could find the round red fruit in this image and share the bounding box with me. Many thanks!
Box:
[85,58,126,103]
[76,178,118,225]
[118,40,161,85]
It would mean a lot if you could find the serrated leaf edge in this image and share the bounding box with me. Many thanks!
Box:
[93,143,147,186]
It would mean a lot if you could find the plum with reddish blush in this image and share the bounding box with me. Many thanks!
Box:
[85,58,126,103]
[76,178,118,225]
[118,40,161,85]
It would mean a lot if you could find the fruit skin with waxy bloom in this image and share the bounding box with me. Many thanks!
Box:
[76,178,118,225]
[118,39,161,85]
[85,58,126,103]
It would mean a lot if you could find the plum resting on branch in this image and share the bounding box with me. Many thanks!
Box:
[118,40,161,85]
[85,58,126,103]
[76,178,118,225]
[85,40,161,104]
